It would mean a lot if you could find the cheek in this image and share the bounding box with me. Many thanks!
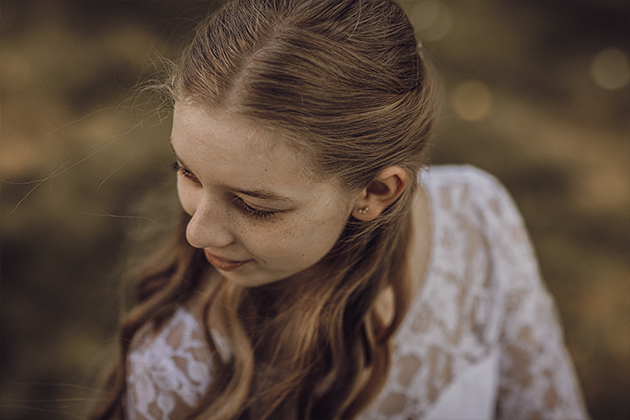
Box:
[249,211,347,267]
[309,213,348,254]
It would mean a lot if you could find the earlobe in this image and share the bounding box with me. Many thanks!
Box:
[353,166,408,221]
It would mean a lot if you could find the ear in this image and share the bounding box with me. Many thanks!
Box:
[353,166,408,221]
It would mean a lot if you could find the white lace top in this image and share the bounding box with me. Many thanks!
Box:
[126,165,588,420]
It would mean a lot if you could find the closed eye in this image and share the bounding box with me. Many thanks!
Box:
[233,196,279,220]
[173,161,282,220]
[172,161,200,183]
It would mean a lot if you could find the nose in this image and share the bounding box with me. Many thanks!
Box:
[185,197,235,249]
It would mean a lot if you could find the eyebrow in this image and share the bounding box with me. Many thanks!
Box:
[169,138,295,203]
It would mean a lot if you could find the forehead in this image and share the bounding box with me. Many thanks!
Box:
[171,103,325,197]
[172,103,290,159]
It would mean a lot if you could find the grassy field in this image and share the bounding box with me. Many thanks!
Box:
[1,1,628,419]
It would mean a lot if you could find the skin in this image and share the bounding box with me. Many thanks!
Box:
[171,102,411,287]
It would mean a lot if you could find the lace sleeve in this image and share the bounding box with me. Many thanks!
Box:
[478,171,588,419]
[126,308,212,420]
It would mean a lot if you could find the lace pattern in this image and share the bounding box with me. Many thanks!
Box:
[126,308,211,420]
[125,165,588,420]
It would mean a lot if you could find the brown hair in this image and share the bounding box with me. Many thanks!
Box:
[93,0,435,419]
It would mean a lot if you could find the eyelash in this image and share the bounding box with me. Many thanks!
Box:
[172,161,278,220]
[232,197,278,220]
[172,161,199,183]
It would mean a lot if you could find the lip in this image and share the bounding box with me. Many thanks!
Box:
[204,249,250,271]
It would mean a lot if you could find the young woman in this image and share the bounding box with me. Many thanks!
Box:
[93,0,587,419]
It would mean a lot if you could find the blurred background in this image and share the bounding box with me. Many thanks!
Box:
[1,1,628,419]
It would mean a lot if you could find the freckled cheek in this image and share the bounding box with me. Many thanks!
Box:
[236,221,299,261]
[239,221,292,251]
[313,216,348,251]
[252,215,345,264]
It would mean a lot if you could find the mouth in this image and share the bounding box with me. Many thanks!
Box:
[204,249,250,271]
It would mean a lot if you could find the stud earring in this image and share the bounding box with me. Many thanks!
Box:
[357,206,369,215]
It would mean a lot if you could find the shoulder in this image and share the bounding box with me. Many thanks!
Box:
[419,165,543,302]
[421,164,510,203]
[421,164,524,231]
[417,164,540,304]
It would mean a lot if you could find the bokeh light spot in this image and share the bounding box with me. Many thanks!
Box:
[450,80,493,121]
[410,0,440,30]
[590,48,630,90]
[410,0,452,42]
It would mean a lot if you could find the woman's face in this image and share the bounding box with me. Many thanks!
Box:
[171,103,354,287]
